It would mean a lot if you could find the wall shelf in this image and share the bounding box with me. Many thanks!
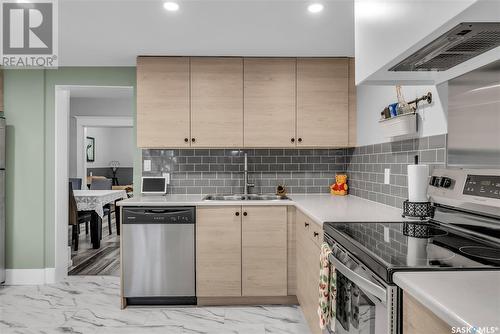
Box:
[379,112,417,138]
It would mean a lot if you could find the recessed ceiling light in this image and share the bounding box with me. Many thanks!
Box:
[308,3,324,13]
[163,2,179,11]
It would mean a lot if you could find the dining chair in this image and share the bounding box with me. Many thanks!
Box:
[68,182,92,251]
[69,178,82,191]
[90,178,114,235]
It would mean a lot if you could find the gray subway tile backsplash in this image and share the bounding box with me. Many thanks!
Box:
[143,148,348,195]
[142,134,447,208]
[345,134,447,209]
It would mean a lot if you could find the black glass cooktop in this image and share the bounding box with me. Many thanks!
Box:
[323,220,500,283]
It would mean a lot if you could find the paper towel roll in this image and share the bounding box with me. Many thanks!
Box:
[407,164,429,202]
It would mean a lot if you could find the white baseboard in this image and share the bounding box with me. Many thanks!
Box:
[4,268,56,285]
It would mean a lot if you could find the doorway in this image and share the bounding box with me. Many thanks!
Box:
[55,86,134,281]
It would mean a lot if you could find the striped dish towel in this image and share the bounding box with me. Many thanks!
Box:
[317,242,337,332]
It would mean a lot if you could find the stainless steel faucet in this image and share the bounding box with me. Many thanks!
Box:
[243,152,255,195]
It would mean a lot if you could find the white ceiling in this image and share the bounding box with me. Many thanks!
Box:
[58,0,355,66]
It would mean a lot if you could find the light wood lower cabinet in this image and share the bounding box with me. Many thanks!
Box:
[403,292,451,334]
[296,209,322,334]
[196,205,288,299]
[196,206,242,297]
[242,206,288,296]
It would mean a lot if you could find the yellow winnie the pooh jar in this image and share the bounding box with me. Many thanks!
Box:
[331,174,348,196]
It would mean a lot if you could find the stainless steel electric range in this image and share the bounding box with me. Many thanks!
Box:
[323,168,500,334]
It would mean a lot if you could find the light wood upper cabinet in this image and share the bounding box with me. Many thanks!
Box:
[136,56,355,148]
[348,58,357,147]
[297,58,349,147]
[0,69,4,112]
[196,206,242,297]
[191,58,243,147]
[242,206,288,296]
[244,58,296,147]
[137,57,190,148]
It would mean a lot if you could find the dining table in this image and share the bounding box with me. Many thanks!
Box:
[73,189,127,249]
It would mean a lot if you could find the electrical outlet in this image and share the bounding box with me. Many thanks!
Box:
[144,160,151,172]
[384,226,390,243]
[384,168,391,184]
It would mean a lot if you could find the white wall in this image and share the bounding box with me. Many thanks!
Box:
[86,127,134,168]
[69,97,133,177]
[356,84,448,146]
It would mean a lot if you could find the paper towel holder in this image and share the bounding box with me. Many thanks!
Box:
[402,200,433,220]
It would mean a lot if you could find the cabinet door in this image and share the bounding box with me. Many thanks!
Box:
[191,57,243,147]
[196,206,242,297]
[403,292,451,334]
[137,57,190,148]
[296,210,322,334]
[297,58,349,147]
[348,58,357,147]
[244,58,296,147]
[242,206,287,296]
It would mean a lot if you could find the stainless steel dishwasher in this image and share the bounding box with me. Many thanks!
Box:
[122,207,196,305]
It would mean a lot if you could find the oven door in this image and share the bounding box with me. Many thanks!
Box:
[327,248,398,334]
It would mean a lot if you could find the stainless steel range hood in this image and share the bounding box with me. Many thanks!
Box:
[390,22,500,72]
[447,59,500,168]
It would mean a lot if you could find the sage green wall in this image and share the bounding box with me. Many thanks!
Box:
[4,67,139,269]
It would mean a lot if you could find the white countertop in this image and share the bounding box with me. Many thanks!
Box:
[117,193,406,225]
[394,271,500,329]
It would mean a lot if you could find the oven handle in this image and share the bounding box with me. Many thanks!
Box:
[328,254,387,303]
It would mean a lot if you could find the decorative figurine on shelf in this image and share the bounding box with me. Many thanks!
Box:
[276,184,287,196]
[331,174,348,196]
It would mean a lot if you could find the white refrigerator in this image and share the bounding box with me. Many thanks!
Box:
[0,117,5,284]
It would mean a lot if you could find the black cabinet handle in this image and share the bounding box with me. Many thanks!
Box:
[304,222,309,227]
[235,212,240,216]
[191,138,196,143]
[291,138,295,143]
[243,212,248,216]
[313,232,319,237]
[184,138,189,143]
[298,138,303,143]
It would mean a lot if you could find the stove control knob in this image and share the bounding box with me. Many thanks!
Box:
[440,177,452,188]
[430,176,441,187]
[429,176,437,186]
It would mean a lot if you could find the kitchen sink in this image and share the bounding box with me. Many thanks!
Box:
[203,194,289,201]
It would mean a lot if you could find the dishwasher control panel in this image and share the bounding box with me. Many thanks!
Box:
[123,207,195,224]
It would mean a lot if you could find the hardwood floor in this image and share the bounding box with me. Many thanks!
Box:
[69,212,120,276]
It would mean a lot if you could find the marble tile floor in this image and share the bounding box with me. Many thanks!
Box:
[0,276,311,334]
